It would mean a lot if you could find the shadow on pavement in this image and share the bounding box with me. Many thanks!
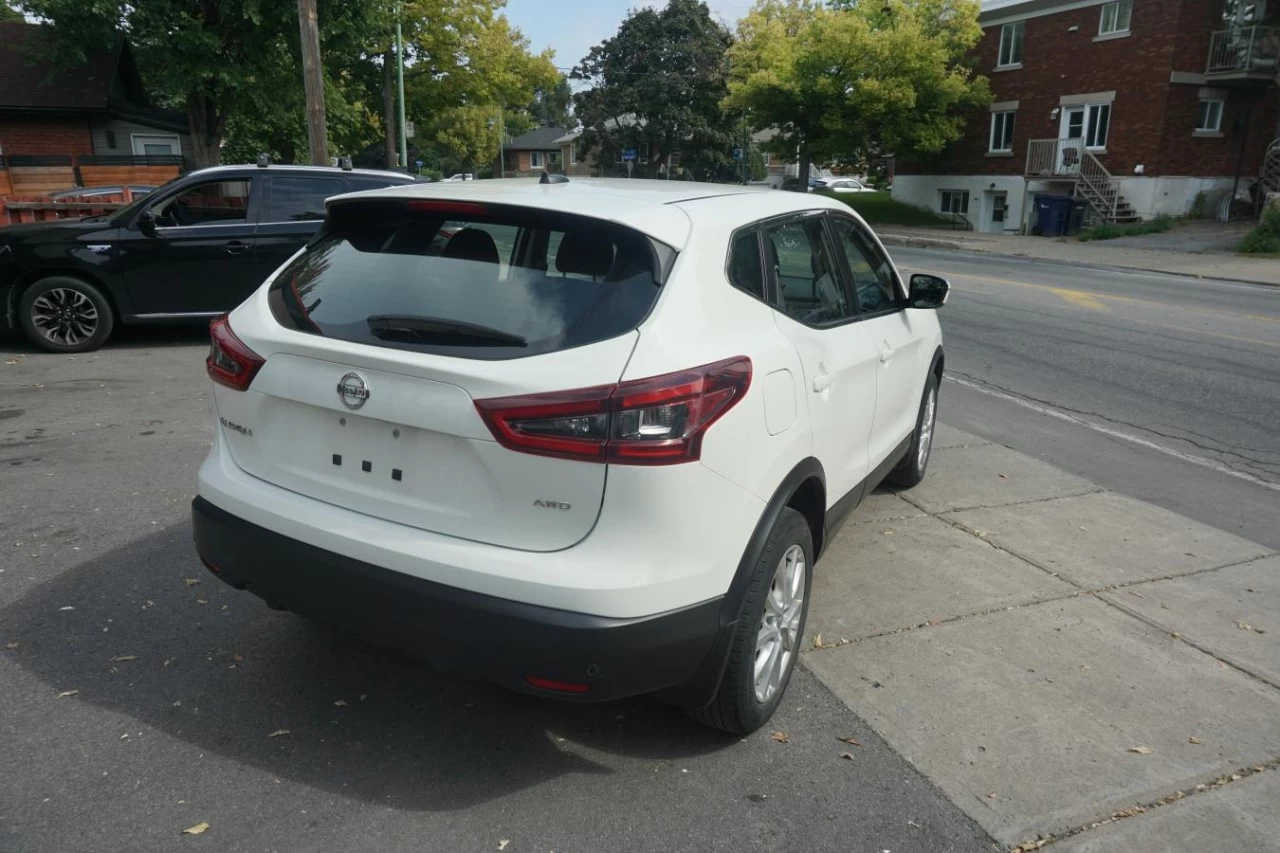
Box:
[2,522,734,811]
[1,323,207,354]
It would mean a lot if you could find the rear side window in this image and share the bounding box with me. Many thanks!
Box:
[263,176,345,222]
[269,202,663,360]
[728,229,765,300]
[764,217,852,325]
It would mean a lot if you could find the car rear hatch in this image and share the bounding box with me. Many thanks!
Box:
[214,197,675,552]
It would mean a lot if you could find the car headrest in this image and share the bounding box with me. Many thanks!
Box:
[555,231,614,278]
[441,228,500,266]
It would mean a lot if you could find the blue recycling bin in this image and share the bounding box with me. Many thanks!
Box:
[1034,194,1074,237]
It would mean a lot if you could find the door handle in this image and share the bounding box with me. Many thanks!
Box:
[812,373,833,393]
[879,341,897,364]
[223,241,249,255]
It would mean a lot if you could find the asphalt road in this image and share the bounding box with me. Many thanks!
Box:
[892,248,1280,550]
[0,332,994,853]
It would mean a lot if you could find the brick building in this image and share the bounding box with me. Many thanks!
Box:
[893,0,1280,232]
[0,22,191,164]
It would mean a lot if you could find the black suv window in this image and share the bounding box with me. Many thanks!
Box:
[152,180,252,227]
[263,176,346,222]
[764,216,852,325]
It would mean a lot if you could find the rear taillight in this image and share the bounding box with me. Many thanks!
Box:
[475,356,751,465]
[206,315,265,391]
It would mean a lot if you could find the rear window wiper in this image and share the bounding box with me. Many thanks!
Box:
[366,314,527,347]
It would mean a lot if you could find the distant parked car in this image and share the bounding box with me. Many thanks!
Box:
[440,173,474,182]
[822,179,874,193]
[47,185,156,200]
[0,163,416,352]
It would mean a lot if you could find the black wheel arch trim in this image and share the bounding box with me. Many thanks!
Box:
[667,457,826,708]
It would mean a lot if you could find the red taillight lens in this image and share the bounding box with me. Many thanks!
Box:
[475,356,751,465]
[406,200,488,215]
[206,315,265,391]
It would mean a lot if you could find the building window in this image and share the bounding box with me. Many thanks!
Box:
[989,111,1016,152]
[998,21,1025,67]
[1085,103,1111,149]
[569,146,577,165]
[1098,0,1132,35]
[1196,99,1224,132]
[762,152,771,166]
[131,133,181,156]
[530,151,544,168]
[940,190,969,215]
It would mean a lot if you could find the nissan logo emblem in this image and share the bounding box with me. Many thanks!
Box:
[337,372,370,410]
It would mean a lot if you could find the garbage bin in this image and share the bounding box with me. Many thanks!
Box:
[1034,194,1073,237]
[1066,198,1089,235]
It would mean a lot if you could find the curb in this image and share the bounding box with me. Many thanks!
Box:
[877,234,1280,289]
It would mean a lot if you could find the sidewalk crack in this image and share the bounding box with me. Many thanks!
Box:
[1012,758,1280,852]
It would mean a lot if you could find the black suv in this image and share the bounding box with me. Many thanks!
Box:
[0,163,416,352]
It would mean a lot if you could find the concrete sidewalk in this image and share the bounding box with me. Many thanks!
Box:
[875,226,1280,287]
[802,424,1280,852]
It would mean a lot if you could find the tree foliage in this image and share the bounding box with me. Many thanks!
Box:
[571,0,737,180]
[0,2,22,22]
[725,0,990,187]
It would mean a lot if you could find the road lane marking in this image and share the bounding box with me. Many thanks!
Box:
[945,375,1280,494]
[1051,287,1109,312]
[929,269,1280,325]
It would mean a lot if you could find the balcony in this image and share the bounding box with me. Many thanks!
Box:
[1206,26,1280,82]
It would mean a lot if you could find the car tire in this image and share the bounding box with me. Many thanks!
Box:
[688,506,813,734]
[886,372,939,489]
[18,276,115,353]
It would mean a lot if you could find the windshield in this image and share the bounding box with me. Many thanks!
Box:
[267,201,665,361]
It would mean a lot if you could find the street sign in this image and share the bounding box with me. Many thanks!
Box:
[732,147,743,161]
[405,121,415,139]
[622,148,636,162]
[414,159,423,170]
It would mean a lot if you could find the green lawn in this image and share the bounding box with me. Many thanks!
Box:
[816,190,954,227]
[1077,214,1176,242]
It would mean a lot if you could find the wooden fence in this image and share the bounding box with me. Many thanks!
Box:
[0,154,187,225]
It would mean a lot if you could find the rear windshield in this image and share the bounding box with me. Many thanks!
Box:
[267,201,664,360]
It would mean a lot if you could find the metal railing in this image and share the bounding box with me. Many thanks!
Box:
[944,211,973,231]
[1207,26,1280,74]
[1263,137,1280,194]
[1025,138,1122,222]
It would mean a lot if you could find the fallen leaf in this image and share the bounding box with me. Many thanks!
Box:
[497,842,509,851]
[770,731,790,743]
[1236,621,1266,634]
[231,653,244,663]
[1189,737,1201,745]
[112,655,137,662]
[986,792,997,799]
[839,752,855,760]
[812,634,824,649]
[267,729,291,738]
[334,700,347,707]
[1129,746,1153,755]
[4,642,18,650]
[181,822,209,836]
[998,473,1008,479]
[183,578,201,587]
[195,599,208,605]
[837,736,861,746]
[59,606,75,612]
[57,689,79,698]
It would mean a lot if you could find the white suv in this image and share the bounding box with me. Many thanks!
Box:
[192,178,949,733]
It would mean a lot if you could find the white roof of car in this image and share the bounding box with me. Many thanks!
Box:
[328,177,850,249]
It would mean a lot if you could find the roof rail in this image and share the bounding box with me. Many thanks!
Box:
[539,171,569,185]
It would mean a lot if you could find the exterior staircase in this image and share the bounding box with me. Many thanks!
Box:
[1263,137,1280,196]
[1025,138,1139,224]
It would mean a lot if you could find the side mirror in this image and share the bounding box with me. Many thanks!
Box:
[909,273,950,309]
[136,209,158,236]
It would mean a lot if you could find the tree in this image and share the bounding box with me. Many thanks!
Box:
[19,0,384,167]
[571,0,735,179]
[0,3,23,22]
[529,76,573,128]
[724,0,990,190]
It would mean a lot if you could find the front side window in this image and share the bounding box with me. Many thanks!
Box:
[989,111,1017,152]
[1196,99,1224,131]
[828,217,899,315]
[1099,0,1132,35]
[998,20,1025,67]
[1086,103,1111,148]
[764,216,852,325]
[530,151,544,168]
[151,179,252,227]
[269,202,661,361]
[262,176,345,222]
[940,190,969,214]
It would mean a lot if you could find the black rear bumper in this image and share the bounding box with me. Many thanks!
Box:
[191,496,733,704]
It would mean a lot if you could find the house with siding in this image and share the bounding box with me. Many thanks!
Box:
[892,0,1280,233]
[0,22,191,169]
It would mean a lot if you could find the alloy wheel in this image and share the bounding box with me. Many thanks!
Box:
[918,386,937,471]
[30,288,99,347]
[754,543,806,703]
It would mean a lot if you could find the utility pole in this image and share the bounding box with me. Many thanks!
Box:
[396,5,408,170]
[297,0,328,165]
